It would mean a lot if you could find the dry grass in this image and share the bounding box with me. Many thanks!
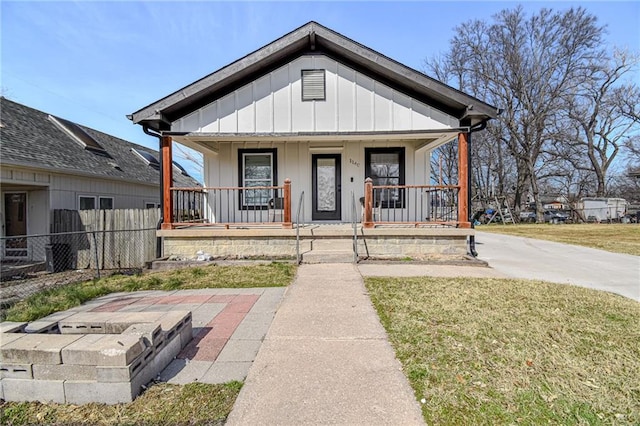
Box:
[1,381,241,425]
[480,223,640,256]
[365,276,640,425]
[3,262,296,322]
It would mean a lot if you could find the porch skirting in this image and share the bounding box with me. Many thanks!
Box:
[157,227,473,260]
[160,229,301,259]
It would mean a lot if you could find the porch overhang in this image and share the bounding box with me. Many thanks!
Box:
[165,128,464,154]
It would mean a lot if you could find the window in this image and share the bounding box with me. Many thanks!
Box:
[365,148,405,208]
[99,197,114,210]
[132,148,160,169]
[238,149,277,209]
[79,196,114,210]
[301,69,325,101]
[79,196,96,210]
[145,202,159,209]
[48,115,108,154]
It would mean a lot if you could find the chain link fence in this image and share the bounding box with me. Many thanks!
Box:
[1,228,158,311]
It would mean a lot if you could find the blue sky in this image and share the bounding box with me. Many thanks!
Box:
[2,1,639,182]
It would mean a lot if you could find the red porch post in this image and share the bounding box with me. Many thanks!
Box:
[282,178,292,229]
[457,132,471,228]
[161,135,174,230]
[363,178,374,229]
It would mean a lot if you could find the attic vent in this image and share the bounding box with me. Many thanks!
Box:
[301,69,325,101]
[48,115,107,154]
[132,148,160,169]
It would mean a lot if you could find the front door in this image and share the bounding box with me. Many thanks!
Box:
[312,154,341,221]
[4,193,28,257]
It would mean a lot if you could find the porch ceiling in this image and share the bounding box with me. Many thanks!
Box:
[169,129,461,154]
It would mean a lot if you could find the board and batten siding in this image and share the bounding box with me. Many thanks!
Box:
[173,55,458,134]
[203,140,430,223]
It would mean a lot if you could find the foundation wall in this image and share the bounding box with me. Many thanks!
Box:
[159,227,471,260]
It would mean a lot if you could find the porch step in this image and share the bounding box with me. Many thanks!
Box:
[311,238,353,251]
[301,238,355,264]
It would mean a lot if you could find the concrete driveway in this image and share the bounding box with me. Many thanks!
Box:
[475,231,640,302]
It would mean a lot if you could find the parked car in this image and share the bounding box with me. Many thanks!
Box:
[519,210,568,223]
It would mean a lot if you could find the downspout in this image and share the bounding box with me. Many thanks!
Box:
[143,125,164,259]
[467,120,488,257]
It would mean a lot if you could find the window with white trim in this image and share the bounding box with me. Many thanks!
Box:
[238,149,277,209]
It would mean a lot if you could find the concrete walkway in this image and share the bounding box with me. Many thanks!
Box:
[226,264,424,425]
[475,231,640,301]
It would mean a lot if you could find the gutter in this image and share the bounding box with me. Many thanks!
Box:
[143,125,165,259]
[467,119,489,257]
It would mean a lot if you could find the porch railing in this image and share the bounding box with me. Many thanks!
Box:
[167,178,462,228]
[170,179,292,228]
[363,179,461,228]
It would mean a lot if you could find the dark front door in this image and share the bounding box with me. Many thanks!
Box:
[312,154,341,221]
[4,193,28,257]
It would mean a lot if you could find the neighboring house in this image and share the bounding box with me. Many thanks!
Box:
[541,195,571,211]
[128,22,499,259]
[0,97,199,256]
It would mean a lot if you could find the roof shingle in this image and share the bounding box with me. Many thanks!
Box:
[0,97,199,188]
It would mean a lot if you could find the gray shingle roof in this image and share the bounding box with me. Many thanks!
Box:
[1,97,199,188]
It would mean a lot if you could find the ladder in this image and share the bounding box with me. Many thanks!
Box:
[487,195,516,225]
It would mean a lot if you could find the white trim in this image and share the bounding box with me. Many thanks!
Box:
[2,161,161,188]
[308,145,344,152]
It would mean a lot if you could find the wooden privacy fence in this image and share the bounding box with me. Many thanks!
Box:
[51,209,161,269]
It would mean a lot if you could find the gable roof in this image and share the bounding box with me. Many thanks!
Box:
[130,21,499,131]
[0,97,199,187]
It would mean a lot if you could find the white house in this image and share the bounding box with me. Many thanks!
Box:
[129,22,499,260]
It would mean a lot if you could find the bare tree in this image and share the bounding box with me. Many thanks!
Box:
[427,6,607,222]
[560,50,640,196]
[173,143,204,183]
[430,142,458,186]
[425,47,514,211]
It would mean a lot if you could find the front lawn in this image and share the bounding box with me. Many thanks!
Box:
[2,262,296,322]
[480,223,640,256]
[365,276,640,425]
